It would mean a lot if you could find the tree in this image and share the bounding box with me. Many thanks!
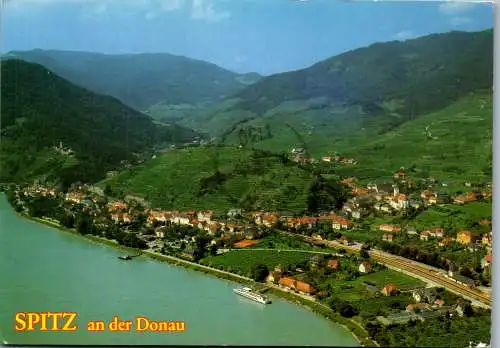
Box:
[460,266,475,279]
[104,184,113,196]
[461,302,474,317]
[252,264,269,282]
[195,234,211,250]
[104,226,114,240]
[192,247,205,262]
[122,233,147,249]
[13,203,23,213]
[112,227,126,243]
[360,249,370,259]
[339,302,359,318]
[26,196,59,218]
[60,213,75,228]
[76,214,93,235]
[209,243,218,256]
[131,212,147,230]
[307,175,350,213]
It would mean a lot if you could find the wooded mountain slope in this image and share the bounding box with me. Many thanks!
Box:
[0,59,199,185]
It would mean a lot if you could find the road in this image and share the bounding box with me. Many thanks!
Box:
[279,231,492,307]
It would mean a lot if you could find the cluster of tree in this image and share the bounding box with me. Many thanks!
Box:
[156,223,201,241]
[190,234,214,262]
[102,224,147,249]
[307,175,350,213]
[326,297,359,318]
[236,125,272,148]
[252,264,269,282]
[57,207,148,249]
[4,189,24,213]
[197,171,230,196]
[24,196,62,219]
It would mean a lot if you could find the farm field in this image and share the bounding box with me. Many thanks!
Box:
[249,233,332,251]
[200,249,316,277]
[297,259,425,300]
[410,202,491,232]
[337,91,492,184]
[360,269,426,290]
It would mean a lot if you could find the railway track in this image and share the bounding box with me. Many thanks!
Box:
[280,231,491,306]
[373,253,491,306]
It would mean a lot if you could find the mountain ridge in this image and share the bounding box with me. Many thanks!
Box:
[0,59,201,186]
[181,29,493,155]
[233,29,493,116]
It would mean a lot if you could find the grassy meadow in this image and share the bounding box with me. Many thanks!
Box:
[200,249,316,277]
[338,91,492,184]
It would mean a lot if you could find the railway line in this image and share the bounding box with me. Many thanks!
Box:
[373,252,491,306]
[279,231,492,307]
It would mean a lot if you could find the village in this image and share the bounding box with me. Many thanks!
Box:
[12,156,493,285]
[5,166,493,347]
[262,254,478,327]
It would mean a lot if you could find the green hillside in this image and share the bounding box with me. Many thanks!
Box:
[336,90,492,184]
[0,59,200,186]
[100,91,492,214]
[99,147,310,214]
[99,147,349,215]
[234,29,492,118]
[187,29,492,155]
[4,49,261,111]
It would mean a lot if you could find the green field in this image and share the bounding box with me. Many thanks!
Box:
[297,261,425,302]
[338,91,492,183]
[360,268,425,290]
[200,249,316,277]
[249,233,335,252]
[99,147,314,215]
[410,202,491,232]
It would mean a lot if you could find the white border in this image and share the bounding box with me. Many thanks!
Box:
[492,2,499,348]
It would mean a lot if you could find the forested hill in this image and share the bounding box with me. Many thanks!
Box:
[0,59,200,186]
[4,49,262,110]
[231,29,493,121]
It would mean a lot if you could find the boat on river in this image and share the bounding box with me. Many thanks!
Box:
[233,287,271,304]
[118,252,142,261]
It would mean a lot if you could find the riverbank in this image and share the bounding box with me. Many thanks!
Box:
[25,215,140,254]
[20,213,375,346]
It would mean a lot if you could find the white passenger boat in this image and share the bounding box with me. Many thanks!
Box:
[233,287,271,304]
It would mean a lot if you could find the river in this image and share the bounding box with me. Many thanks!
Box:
[0,194,358,346]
